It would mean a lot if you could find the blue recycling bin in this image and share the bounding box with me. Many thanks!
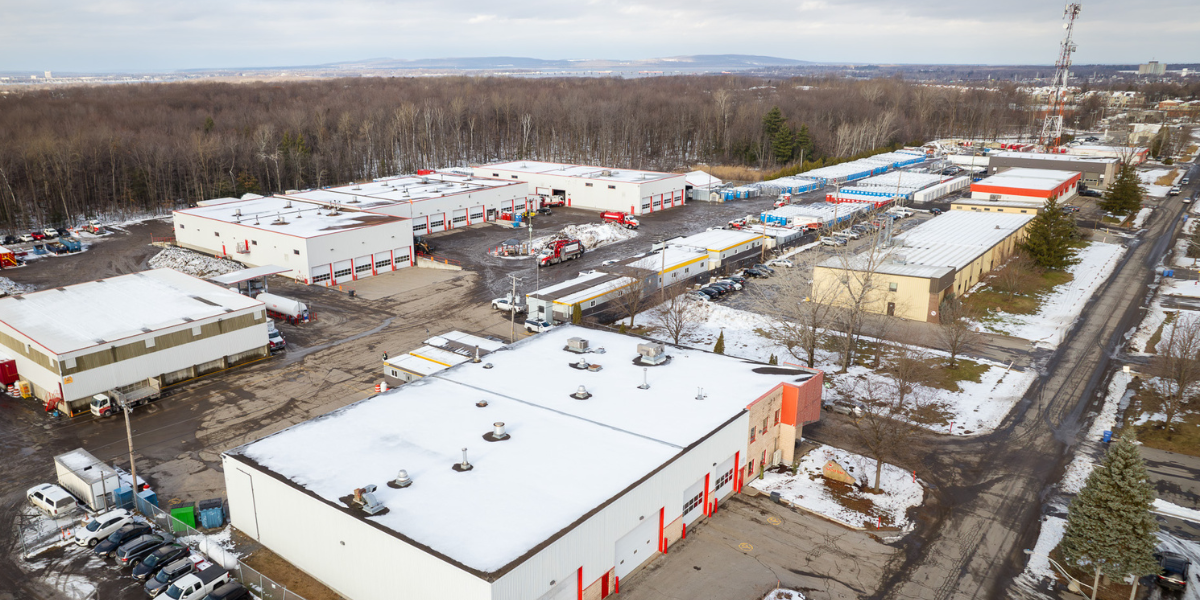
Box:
[135,489,158,514]
[114,486,134,510]
[1102,430,1113,443]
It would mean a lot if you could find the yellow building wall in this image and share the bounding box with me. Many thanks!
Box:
[951,202,1040,215]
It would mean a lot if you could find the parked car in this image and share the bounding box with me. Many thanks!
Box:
[163,564,230,600]
[17,234,34,243]
[1155,552,1191,592]
[145,556,203,598]
[93,522,153,559]
[29,231,45,241]
[1183,177,1191,185]
[492,296,526,313]
[2,235,15,245]
[715,279,743,290]
[267,329,286,353]
[74,508,133,547]
[824,399,864,418]
[696,288,720,300]
[833,229,860,240]
[930,208,944,215]
[41,228,58,239]
[709,282,736,294]
[1080,189,1102,198]
[27,483,77,517]
[820,236,846,247]
[741,267,767,278]
[132,543,190,581]
[115,533,172,568]
[56,227,70,237]
[524,318,554,333]
[600,259,620,267]
[536,207,552,216]
[204,581,251,600]
[754,264,776,275]
[690,290,713,301]
[1169,186,1182,196]
[1062,205,1081,213]
[724,275,749,285]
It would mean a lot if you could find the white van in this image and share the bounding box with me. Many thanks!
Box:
[27,483,77,517]
[74,508,133,547]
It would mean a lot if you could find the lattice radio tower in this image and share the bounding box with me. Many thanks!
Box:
[1039,2,1082,150]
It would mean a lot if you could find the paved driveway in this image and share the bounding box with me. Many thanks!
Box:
[620,493,895,600]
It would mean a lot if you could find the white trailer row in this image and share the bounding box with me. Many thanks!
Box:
[911,176,972,203]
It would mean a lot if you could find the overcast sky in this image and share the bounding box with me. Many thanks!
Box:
[2,0,1198,72]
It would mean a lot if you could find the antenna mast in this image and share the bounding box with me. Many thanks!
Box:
[1039,2,1082,151]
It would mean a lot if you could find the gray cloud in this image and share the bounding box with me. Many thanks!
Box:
[1,0,1197,72]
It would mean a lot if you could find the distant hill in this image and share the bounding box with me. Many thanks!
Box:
[328,54,812,71]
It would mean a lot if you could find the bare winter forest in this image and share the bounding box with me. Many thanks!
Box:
[0,75,1037,229]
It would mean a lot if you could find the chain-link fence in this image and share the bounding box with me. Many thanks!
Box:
[140,502,309,600]
[16,509,73,558]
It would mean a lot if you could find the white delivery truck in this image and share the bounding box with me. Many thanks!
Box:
[54,448,122,512]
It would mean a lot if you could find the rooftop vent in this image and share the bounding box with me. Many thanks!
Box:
[387,470,412,489]
[349,196,361,204]
[566,337,589,353]
[472,346,482,363]
[638,367,650,390]
[695,387,707,401]
[476,399,489,408]
[453,448,474,472]
[353,484,386,514]
[285,201,292,208]
[601,170,612,177]
[352,184,361,190]
[636,342,667,365]
[234,208,242,217]
[570,385,592,400]
[484,422,510,442]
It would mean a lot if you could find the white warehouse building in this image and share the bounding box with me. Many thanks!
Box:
[0,269,268,416]
[223,326,824,600]
[173,196,414,287]
[471,161,686,216]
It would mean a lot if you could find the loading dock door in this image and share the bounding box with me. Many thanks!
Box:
[310,265,331,286]
[332,260,353,285]
[614,514,658,578]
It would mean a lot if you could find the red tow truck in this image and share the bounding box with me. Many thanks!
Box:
[601,211,639,229]
[537,239,585,267]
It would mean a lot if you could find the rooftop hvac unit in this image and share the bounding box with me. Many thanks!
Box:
[352,184,361,190]
[637,342,667,365]
[892,254,907,265]
[353,484,386,514]
[566,337,589,353]
[601,170,612,177]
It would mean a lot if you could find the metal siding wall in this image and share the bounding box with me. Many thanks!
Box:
[491,413,749,600]
[223,455,491,600]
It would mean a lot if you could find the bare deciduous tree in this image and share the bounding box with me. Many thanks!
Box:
[1148,314,1200,438]
[848,361,931,492]
[755,257,838,368]
[990,251,1038,299]
[650,284,710,345]
[609,268,653,328]
[935,296,978,369]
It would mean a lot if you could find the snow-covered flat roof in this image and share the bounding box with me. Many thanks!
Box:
[668,229,764,252]
[0,269,262,356]
[385,353,453,377]
[231,326,812,575]
[176,196,405,239]
[973,168,1079,191]
[554,276,636,305]
[629,247,709,273]
[476,161,682,184]
[685,170,722,188]
[991,151,1118,165]
[426,331,505,355]
[528,270,615,301]
[286,173,525,212]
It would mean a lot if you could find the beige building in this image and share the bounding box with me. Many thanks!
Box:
[812,212,1034,323]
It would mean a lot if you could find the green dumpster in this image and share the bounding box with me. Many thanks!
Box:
[170,506,196,532]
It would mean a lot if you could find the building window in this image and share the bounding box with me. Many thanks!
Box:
[585,183,593,187]
[452,215,467,224]
[683,492,703,516]
[889,282,898,292]
[356,262,372,274]
[715,469,733,490]
[762,418,768,434]
[375,258,392,269]
[589,301,595,307]
[333,267,352,278]
[512,175,518,179]
[293,249,300,255]
[413,223,428,232]
[492,173,499,177]
[608,185,616,190]
[179,224,185,229]
[395,253,410,264]
[1021,210,1028,213]
[430,220,445,228]
[774,409,781,425]
[311,272,331,283]
[749,426,756,442]
[214,232,220,237]
[252,240,258,245]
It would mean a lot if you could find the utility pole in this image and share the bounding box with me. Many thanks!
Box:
[507,274,522,343]
[659,236,667,304]
[121,396,139,504]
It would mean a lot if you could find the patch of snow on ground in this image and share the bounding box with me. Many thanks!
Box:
[179,525,240,569]
[1060,370,1133,494]
[1132,207,1154,228]
[1153,498,1200,523]
[1140,168,1175,198]
[149,247,243,278]
[532,223,636,253]
[764,590,806,600]
[1024,516,1067,580]
[1162,278,1200,298]
[779,241,821,261]
[975,241,1126,349]
[0,276,35,296]
[749,444,924,529]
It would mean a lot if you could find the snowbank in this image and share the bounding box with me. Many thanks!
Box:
[779,241,821,261]
[1024,516,1067,580]
[1153,498,1200,524]
[0,276,34,296]
[149,247,243,278]
[1060,370,1133,494]
[1162,278,1200,298]
[531,223,636,253]
[179,525,240,569]
[975,241,1126,349]
[764,591,806,600]
[1132,207,1153,229]
[1140,168,1176,198]
[749,444,924,529]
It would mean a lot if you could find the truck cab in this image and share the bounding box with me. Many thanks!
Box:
[268,329,286,353]
[164,564,230,600]
[91,394,118,418]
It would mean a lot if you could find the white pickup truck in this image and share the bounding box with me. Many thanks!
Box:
[491,296,527,313]
[163,564,230,600]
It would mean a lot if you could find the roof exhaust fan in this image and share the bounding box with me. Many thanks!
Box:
[570,385,592,400]
[353,484,386,514]
[388,470,412,489]
[484,422,510,442]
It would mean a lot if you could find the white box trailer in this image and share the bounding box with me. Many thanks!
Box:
[55,448,122,512]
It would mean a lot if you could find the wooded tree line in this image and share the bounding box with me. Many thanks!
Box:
[0,75,1033,229]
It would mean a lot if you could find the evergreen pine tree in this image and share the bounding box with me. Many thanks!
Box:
[618,323,627,335]
[772,126,796,165]
[1099,164,1145,216]
[1021,196,1079,270]
[1060,430,1160,588]
[795,124,814,161]
[713,331,725,355]
[762,107,785,140]
[571,304,582,325]
[768,354,778,365]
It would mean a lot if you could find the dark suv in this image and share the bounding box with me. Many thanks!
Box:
[94,522,152,559]
[132,543,190,581]
[145,557,198,597]
[115,533,171,568]
[1156,551,1191,592]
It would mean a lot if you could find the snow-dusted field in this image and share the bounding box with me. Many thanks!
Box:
[636,303,1035,436]
[749,444,924,529]
[972,241,1126,349]
[149,246,244,278]
[1140,168,1178,198]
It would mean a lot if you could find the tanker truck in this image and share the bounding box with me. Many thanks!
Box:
[256,292,310,323]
